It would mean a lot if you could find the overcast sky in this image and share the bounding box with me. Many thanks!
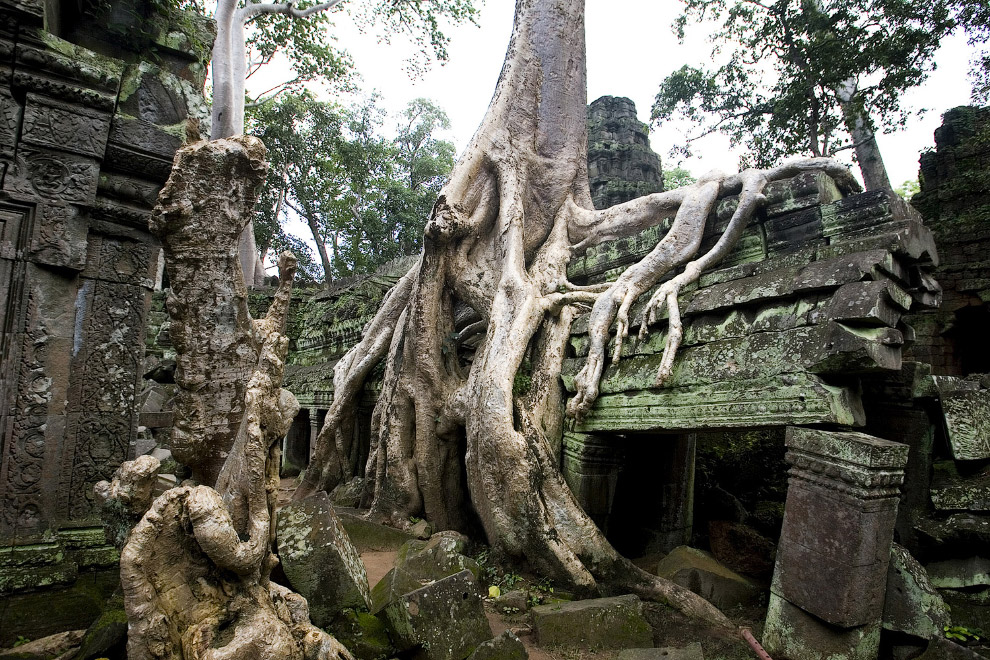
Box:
[249,1,978,263]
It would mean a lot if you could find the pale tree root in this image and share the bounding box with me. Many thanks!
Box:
[102,254,353,660]
[569,159,861,417]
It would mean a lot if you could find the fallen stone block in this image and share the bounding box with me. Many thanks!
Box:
[916,636,986,659]
[708,520,776,577]
[381,569,492,660]
[531,594,653,650]
[336,507,420,552]
[371,533,480,614]
[327,608,394,660]
[74,590,128,660]
[763,592,881,660]
[616,642,704,660]
[925,556,990,589]
[466,630,528,660]
[656,546,761,610]
[276,492,371,628]
[883,543,950,640]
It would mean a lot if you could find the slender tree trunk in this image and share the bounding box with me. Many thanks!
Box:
[835,79,892,190]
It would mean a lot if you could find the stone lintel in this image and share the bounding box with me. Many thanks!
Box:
[573,374,864,433]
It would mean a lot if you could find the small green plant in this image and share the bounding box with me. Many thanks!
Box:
[499,571,522,590]
[13,636,30,647]
[408,516,422,524]
[944,625,982,643]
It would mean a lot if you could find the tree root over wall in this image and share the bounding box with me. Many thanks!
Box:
[297,0,860,631]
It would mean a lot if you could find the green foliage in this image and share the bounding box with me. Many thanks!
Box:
[944,625,983,643]
[662,166,697,190]
[249,94,455,283]
[13,636,30,647]
[244,3,355,101]
[655,0,958,166]
[895,178,920,200]
[348,0,479,77]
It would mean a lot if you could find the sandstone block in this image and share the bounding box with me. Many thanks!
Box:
[883,543,950,640]
[466,630,528,660]
[371,533,480,614]
[381,569,492,660]
[656,546,761,610]
[276,492,371,628]
[531,594,653,650]
[763,592,881,660]
[616,643,704,660]
[708,520,775,577]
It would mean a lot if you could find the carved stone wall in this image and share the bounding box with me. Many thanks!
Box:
[0,0,211,642]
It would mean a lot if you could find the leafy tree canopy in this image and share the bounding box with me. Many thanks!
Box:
[662,166,697,189]
[653,0,961,168]
[248,94,455,284]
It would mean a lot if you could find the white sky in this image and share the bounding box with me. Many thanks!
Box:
[249,1,979,264]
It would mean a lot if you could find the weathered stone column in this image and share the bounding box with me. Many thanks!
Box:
[764,427,908,660]
[309,406,320,462]
[561,432,624,532]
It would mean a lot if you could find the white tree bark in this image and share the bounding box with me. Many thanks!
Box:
[210,0,344,286]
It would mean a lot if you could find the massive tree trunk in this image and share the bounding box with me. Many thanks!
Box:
[297,0,858,628]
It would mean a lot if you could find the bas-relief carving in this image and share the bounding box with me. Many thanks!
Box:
[21,94,111,159]
[62,235,150,521]
[28,203,87,271]
[0,89,23,158]
[3,147,100,204]
[0,270,75,537]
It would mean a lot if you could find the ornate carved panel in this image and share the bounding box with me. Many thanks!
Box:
[21,93,111,159]
[3,147,100,204]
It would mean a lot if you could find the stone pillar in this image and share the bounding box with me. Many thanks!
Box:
[764,427,908,660]
[309,407,320,462]
[561,432,624,532]
[656,433,696,553]
[281,408,310,477]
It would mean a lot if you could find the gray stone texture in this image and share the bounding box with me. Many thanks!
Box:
[655,545,762,610]
[915,636,986,660]
[370,532,480,614]
[531,594,653,650]
[0,1,209,643]
[763,592,882,660]
[587,96,663,210]
[771,427,908,628]
[466,631,528,660]
[615,644,704,660]
[275,492,371,628]
[883,543,950,640]
[381,569,492,660]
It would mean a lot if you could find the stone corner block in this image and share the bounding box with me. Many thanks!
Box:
[275,491,371,628]
[381,569,492,660]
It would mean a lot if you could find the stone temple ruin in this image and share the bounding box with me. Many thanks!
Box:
[0,3,989,657]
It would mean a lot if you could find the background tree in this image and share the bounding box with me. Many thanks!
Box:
[250,95,455,284]
[294,0,857,631]
[205,0,476,285]
[662,165,697,190]
[653,0,958,190]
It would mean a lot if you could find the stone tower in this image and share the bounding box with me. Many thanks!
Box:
[586,96,664,209]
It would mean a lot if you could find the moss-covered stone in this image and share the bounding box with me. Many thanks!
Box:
[326,609,394,660]
[531,594,652,650]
